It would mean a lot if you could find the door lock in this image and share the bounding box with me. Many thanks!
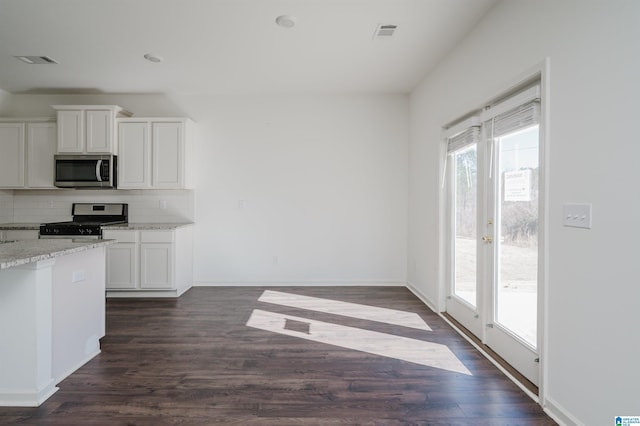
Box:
[482,236,493,243]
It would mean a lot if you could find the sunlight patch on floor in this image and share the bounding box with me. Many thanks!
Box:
[247,309,471,375]
[258,290,431,331]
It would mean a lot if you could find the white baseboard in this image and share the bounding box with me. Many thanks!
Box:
[55,348,101,385]
[194,280,406,287]
[106,286,190,298]
[543,395,583,426]
[0,380,58,407]
[405,281,438,312]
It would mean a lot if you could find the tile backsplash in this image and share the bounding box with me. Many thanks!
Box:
[0,190,14,223]
[8,189,194,224]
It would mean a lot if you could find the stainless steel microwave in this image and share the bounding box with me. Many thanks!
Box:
[54,154,117,188]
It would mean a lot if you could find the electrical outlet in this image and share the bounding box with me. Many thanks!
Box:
[72,270,86,283]
[159,200,167,210]
[47,200,54,208]
[563,203,592,229]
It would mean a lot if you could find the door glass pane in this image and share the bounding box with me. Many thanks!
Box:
[453,145,477,307]
[495,125,539,347]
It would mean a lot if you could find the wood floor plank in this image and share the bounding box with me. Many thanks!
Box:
[0,286,556,425]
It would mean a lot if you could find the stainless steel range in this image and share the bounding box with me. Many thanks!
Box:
[39,203,128,239]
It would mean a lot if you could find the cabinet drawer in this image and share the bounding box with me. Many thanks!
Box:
[140,230,174,243]
[103,230,137,243]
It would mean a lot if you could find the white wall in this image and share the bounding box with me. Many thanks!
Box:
[180,94,409,285]
[2,93,409,286]
[408,0,640,424]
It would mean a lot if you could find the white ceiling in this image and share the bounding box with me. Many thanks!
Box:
[0,0,497,95]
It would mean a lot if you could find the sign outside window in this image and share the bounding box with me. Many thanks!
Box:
[504,169,532,202]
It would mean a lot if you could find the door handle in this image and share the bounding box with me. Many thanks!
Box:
[482,236,493,243]
[96,160,103,182]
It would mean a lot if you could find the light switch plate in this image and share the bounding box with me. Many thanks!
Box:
[563,203,592,229]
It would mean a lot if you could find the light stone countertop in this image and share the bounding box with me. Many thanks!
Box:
[102,222,194,230]
[0,239,115,270]
[0,223,194,231]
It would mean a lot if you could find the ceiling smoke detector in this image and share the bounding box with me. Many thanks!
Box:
[14,55,59,64]
[275,15,297,28]
[373,24,398,39]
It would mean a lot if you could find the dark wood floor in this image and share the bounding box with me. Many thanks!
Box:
[0,287,556,425]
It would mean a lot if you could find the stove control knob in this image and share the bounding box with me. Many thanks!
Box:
[86,229,93,234]
[79,229,85,234]
[53,229,59,234]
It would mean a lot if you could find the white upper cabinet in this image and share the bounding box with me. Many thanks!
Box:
[152,122,184,188]
[56,110,83,152]
[0,123,25,187]
[0,119,56,189]
[53,105,131,154]
[26,122,57,188]
[118,121,151,188]
[118,118,193,189]
[86,109,113,153]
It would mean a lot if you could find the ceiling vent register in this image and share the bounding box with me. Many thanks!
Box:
[373,24,398,38]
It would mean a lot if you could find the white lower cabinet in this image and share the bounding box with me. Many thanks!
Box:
[140,231,173,289]
[105,234,137,290]
[104,226,193,297]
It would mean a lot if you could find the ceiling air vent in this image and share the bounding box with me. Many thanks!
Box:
[14,56,59,64]
[373,24,397,39]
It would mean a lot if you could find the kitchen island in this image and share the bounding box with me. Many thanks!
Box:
[0,239,114,406]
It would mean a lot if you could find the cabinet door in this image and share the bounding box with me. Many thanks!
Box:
[86,110,112,153]
[26,123,56,188]
[0,123,25,187]
[152,122,183,188]
[57,110,83,152]
[118,121,151,188]
[106,243,138,289]
[140,243,173,289]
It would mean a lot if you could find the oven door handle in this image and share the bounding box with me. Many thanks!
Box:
[95,160,103,182]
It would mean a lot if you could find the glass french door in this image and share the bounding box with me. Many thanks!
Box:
[446,142,483,338]
[445,90,542,387]
[484,124,540,385]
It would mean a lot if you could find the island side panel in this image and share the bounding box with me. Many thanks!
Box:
[0,260,57,406]
[51,246,106,383]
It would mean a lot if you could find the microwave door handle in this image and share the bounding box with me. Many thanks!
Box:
[96,160,103,182]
